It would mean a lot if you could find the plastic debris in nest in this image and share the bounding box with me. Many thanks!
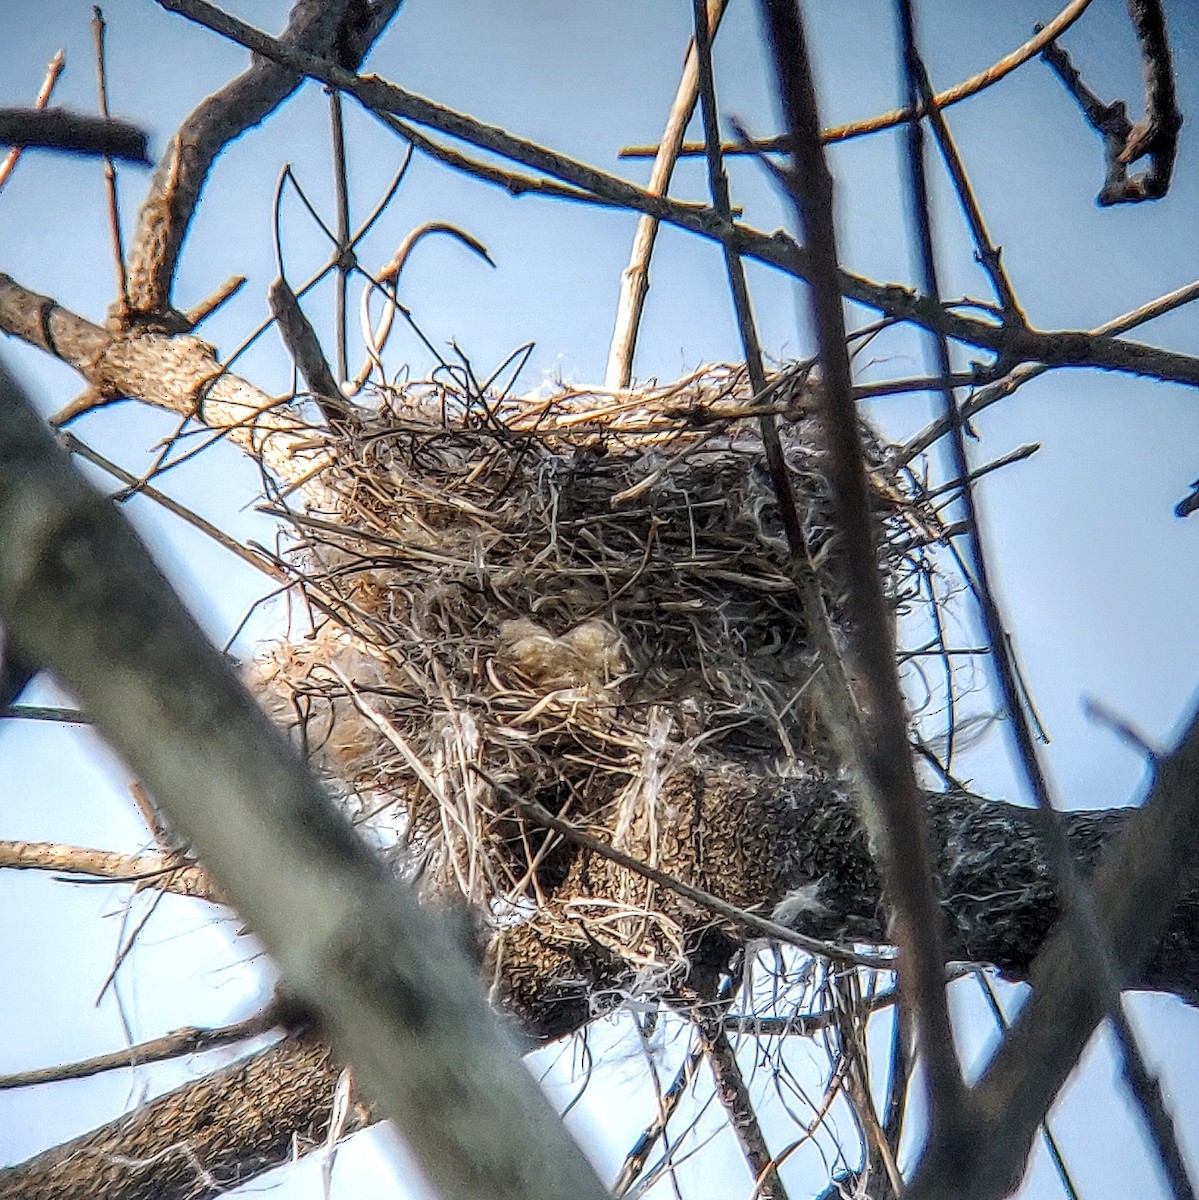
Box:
[255,361,936,918]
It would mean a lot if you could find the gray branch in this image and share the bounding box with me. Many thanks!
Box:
[0,359,609,1200]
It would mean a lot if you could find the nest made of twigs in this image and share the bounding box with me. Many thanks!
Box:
[256,362,934,954]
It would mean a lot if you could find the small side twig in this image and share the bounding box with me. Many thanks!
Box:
[91,7,128,308]
[0,1007,278,1091]
[0,48,65,194]
[619,0,1095,158]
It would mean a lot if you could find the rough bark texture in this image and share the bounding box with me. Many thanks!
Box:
[494,766,1199,1041]
[5,773,1198,1200]
[2,1037,356,1200]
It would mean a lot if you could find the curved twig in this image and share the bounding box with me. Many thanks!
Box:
[619,0,1095,159]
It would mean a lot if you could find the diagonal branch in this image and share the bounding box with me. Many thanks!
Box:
[0,361,610,1200]
[125,0,403,318]
[895,10,1193,1198]
[0,1036,353,1200]
[150,0,1199,392]
[906,695,1199,1200]
[619,0,1096,159]
[604,0,730,390]
[0,1009,277,1091]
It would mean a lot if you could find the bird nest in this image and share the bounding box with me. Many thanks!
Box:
[256,362,935,948]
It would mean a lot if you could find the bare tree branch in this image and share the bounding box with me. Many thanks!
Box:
[124,0,403,318]
[0,838,217,900]
[0,49,65,194]
[757,0,971,1158]
[1041,0,1182,205]
[0,108,148,163]
[619,0,1096,159]
[0,1036,354,1200]
[906,695,1199,1200]
[149,0,1199,389]
[0,361,610,1200]
[604,0,729,390]
[0,1009,277,1091]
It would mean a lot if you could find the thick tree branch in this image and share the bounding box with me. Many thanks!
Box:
[7,773,1199,1199]
[0,1036,353,1200]
[0,361,610,1200]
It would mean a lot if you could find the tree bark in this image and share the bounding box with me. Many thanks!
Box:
[5,770,1199,1200]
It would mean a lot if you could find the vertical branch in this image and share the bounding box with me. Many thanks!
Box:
[330,89,351,383]
[124,0,402,318]
[91,7,128,309]
[605,0,728,390]
[893,5,1195,1199]
[756,0,971,1169]
[695,1013,788,1200]
[689,0,859,758]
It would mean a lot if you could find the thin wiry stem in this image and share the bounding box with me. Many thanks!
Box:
[756,0,972,1168]
[894,6,1195,1199]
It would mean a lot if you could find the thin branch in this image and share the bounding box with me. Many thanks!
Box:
[619,0,1095,158]
[329,90,351,383]
[0,1009,278,1091]
[605,0,730,390]
[60,430,284,581]
[899,277,1199,464]
[918,63,1023,322]
[0,48,65,194]
[0,838,217,900]
[269,276,345,422]
[92,6,129,308]
[614,1036,707,1196]
[757,0,970,1159]
[1041,0,1182,204]
[696,1010,788,1200]
[124,0,402,316]
[894,11,1198,1199]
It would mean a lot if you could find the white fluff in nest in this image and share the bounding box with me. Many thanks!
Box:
[770,881,828,927]
[497,618,627,689]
